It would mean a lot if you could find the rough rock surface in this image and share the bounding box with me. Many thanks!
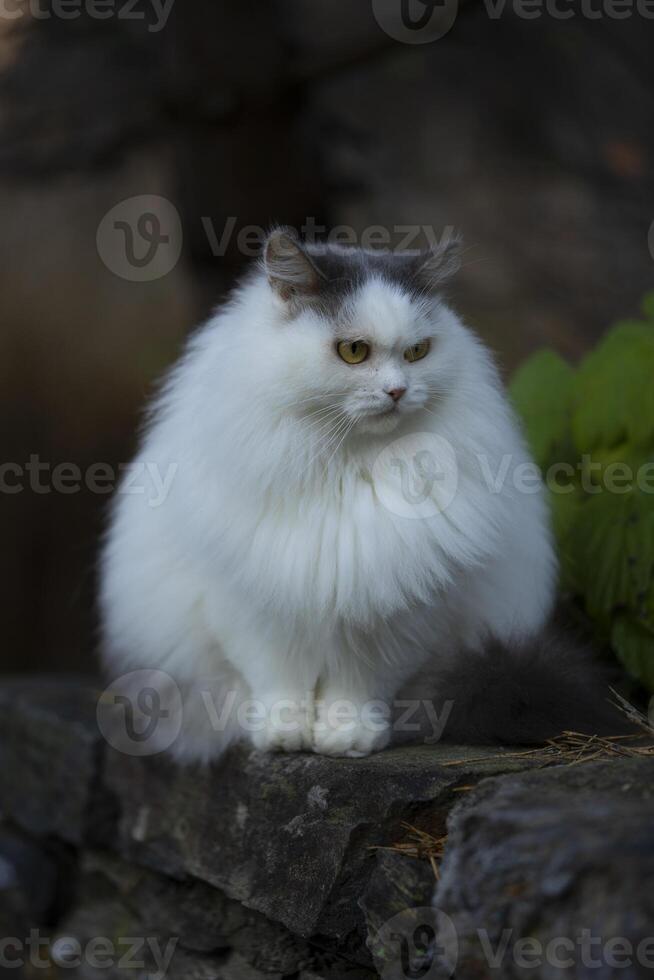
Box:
[433,759,654,979]
[1,678,653,979]
[0,678,102,845]
[101,741,524,939]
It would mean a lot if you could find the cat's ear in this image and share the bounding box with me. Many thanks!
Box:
[413,234,463,290]
[263,228,323,304]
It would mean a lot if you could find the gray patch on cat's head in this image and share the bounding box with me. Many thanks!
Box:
[263,227,462,319]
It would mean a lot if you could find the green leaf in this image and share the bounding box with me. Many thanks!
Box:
[569,486,654,626]
[509,350,575,469]
[612,614,654,693]
[547,486,583,593]
[572,320,654,451]
[508,297,654,695]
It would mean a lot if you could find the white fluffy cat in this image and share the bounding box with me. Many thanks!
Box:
[99,229,557,763]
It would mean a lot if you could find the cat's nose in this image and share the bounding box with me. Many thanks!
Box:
[386,387,407,403]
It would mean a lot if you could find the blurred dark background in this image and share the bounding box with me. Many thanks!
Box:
[1,0,652,675]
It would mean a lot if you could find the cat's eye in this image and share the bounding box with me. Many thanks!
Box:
[337,340,370,364]
[404,340,431,363]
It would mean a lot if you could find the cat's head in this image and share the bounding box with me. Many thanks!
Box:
[258,227,464,436]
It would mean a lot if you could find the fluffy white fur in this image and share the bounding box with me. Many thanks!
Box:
[99,233,557,763]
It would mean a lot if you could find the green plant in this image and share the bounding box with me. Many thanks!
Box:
[509,294,654,693]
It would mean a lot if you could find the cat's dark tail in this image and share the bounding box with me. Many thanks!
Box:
[395,626,637,747]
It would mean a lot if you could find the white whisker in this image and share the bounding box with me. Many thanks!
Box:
[324,415,359,471]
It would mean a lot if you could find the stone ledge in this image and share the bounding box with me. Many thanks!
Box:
[0,677,102,846]
[434,759,654,979]
[0,677,539,940]
[102,742,541,940]
[2,678,653,979]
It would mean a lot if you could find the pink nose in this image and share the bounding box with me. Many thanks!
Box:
[386,387,407,402]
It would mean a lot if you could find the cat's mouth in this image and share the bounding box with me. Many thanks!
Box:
[355,403,404,434]
[364,400,401,418]
[347,400,410,432]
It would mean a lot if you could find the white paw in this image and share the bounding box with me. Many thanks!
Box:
[312,704,391,758]
[250,698,313,753]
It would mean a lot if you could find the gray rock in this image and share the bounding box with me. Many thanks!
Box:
[52,858,226,980]
[0,828,58,936]
[433,759,654,979]
[361,850,439,980]
[103,742,536,938]
[12,679,653,979]
[2,678,537,967]
[0,678,103,845]
[72,851,310,974]
[210,952,282,980]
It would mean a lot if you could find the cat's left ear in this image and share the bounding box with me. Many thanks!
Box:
[263,228,323,305]
[413,234,463,290]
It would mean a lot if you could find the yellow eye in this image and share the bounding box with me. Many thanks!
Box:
[404,340,430,363]
[337,340,370,364]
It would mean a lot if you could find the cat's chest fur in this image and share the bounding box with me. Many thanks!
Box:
[192,459,493,625]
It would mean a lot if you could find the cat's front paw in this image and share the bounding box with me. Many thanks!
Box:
[250,696,313,753]
[312,701,391,758]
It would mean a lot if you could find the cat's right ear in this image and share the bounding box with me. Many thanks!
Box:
[413,234,463,291]
[263,228,323,305]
